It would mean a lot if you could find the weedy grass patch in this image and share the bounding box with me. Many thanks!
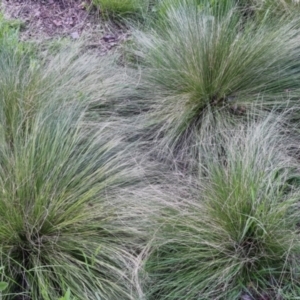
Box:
[3,1,300,299]
[0,12,26,52]
[155,0,235,19]
[91,0,150,17]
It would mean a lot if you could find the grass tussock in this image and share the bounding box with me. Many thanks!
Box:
[0,99,147,300]
[131,1,300,163]
[0,42,150,300]
[140,115,300,299]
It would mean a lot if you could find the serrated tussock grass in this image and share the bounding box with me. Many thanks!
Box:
[140,116,300,299]
[0,99,149,300]
[0,42,151,299]
[131,1,300,165]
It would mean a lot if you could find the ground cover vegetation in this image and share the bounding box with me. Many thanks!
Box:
[131,0,300,167]
[91,0,150,16]
[0,20,153,299]
[2,0,300,299]
[138,116,300,299]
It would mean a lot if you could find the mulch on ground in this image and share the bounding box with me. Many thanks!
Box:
[1,0,130,54]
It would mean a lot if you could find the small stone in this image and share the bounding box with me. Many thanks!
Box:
[52,20,62,26]
[70,31,80,39]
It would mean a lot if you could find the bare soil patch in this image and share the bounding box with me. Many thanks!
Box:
[1,0,130,54]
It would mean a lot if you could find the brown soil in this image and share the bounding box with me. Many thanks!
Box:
[0,0,130,55]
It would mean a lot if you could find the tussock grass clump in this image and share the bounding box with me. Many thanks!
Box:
[0,43,149,300]
[0,44,135,143]
[132,1,300,163]
[140,117,300,299]
[0,99,146,300]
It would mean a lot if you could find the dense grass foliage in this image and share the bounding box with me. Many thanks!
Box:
[155,0,235,19]
[0,99,147,300]
[3,0,300,299]
[0,45,136,142]
[92,0,149,16]
[239,0,300,17]
[140,117,300,299]
[0,44,147,299]
[131,1,300,164]
[0,12,25,52]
